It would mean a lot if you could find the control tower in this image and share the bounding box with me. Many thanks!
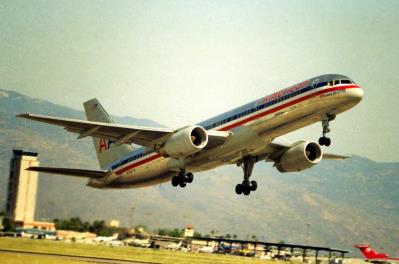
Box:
[6,149,39,223]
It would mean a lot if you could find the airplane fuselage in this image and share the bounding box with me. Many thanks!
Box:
[88,74,363,188]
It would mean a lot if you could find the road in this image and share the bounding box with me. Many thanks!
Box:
[0,249,161,264]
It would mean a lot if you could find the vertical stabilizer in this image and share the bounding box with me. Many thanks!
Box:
[354,244,389,259]
[83,99,133,169]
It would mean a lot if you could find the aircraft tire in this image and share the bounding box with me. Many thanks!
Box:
[171,176,179,187]
[325,137,331,146]
[250,180,257,191]
[235,184,243,195]
[179,181,187,188]
[243,186,251,195]
[185,172,194,183]
[319,137,325,146]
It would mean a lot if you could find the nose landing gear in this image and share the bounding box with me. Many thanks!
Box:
[319,114,335,147]
[235,156,257,196]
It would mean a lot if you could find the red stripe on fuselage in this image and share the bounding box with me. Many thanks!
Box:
[115,85,359,175]
[116,153,161,175]
[220,85,359,131]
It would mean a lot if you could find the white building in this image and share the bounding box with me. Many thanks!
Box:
[6,149,39,223]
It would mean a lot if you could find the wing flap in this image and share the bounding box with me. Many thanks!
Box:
[205,130,232,149]
[27,166,108,179]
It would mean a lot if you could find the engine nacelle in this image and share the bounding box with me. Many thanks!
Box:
[275,141,323,173]
[159,126,208,158]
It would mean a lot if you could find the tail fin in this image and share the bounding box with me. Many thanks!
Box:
[354,244,389,259]
[83,98,133,169]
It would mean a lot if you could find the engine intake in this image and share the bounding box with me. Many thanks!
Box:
[275,141,323,173]
[160,126,208,158]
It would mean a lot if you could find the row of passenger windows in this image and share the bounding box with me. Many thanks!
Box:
[112,152,146,169]
[204,83,324,130]
[328,79,353,86]
[205,78,351,130]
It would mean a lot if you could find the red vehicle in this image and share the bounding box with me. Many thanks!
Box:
[355,244,399,264]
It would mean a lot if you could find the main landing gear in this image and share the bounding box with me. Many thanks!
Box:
[235,156,257,196]
[171,170,193,188]
[319,114,335,147]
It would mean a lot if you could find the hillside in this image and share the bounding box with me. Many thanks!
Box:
[0,89,398,256]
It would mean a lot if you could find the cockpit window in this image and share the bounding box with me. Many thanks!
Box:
[334,80,341,85]
[341,79,352,84]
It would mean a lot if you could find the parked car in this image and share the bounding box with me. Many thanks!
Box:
[198,245,216,253]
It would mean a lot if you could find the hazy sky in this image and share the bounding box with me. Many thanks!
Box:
[1,0,398,162]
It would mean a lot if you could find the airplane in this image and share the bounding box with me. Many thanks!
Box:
[354,244,399,263]
[17,74,363,195]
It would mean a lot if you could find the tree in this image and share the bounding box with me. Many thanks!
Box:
[2,217,14,231]
[157,228,168,236]
[90,220,106,234]
[168,228,183,238]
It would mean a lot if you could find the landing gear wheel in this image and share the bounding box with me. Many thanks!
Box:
[171,170,195,188]
[235,184,243,195]
[320,114,335,147]
[319,136,331,146]
[250,181,257,191]
[185,172,193,183]
[243,185,251,195]
[325,137,331,146]
[171,176,179,187]
[235,156,257,195]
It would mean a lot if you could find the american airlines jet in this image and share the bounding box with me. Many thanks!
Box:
[18,74,363,195]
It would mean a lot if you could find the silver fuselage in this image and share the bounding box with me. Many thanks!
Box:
[88,74,363,188]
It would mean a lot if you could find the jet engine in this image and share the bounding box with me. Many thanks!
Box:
[275,141,323,173]
[159,126,208,158]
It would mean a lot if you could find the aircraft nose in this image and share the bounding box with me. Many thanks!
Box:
[347,86,364,103]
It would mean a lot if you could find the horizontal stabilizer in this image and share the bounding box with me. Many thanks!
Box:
[27,166,108,179]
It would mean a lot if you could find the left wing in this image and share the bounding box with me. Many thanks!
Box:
[17,113,230,150]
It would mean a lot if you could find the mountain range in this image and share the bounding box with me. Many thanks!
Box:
[0,89,398,256]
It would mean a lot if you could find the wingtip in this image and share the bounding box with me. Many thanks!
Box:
[16,113,31,118]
